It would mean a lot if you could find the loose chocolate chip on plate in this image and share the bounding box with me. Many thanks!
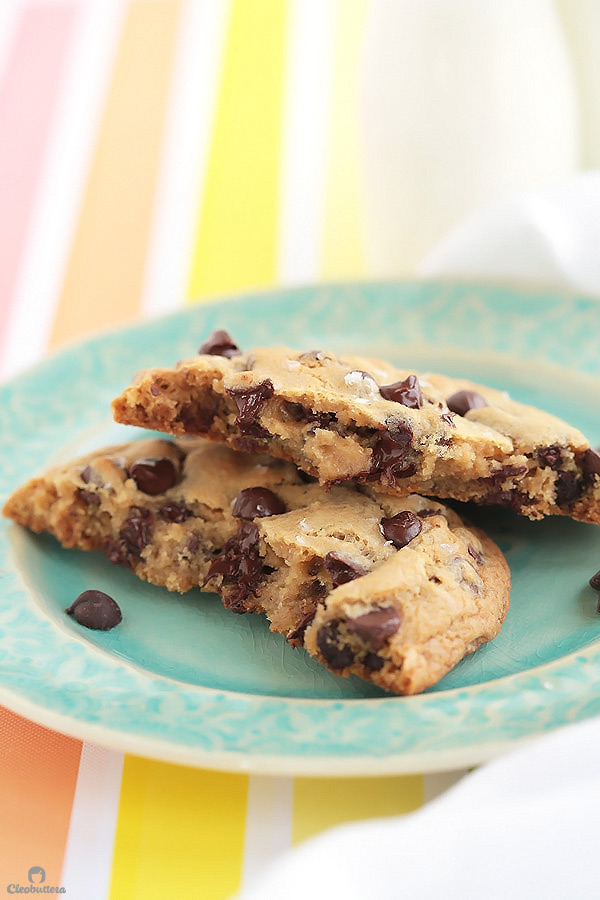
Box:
[379,374,423,409]
[446,390,488,417]
[232,487,286,519]
[380,510,422,549]
[345,606,402,650]
[589,570,600,592]
[198,329,241,358]
[324,552,367,588]
[130,457,176,495]
[66,589,122,631]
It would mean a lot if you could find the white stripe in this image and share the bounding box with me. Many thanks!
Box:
[423,769,469,804]
[241,775,295,889]
[0,0,125,380]
[60,744,124,899]
[140,0,231,317]
[277,0,336,284]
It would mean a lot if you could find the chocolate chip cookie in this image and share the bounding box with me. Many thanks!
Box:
[3,437,510,694]
[111,331,600,524]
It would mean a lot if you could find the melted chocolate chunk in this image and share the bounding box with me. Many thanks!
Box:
[589,570,600,592]
[203,521,264,611]
[446,390,488,417]
[316,623,354,668]
[102,538,131,568]
[554,471,580,506]
[362,652,385,671]
[486,488,531,513]
[538,445,562,469]
[159,500,193,523]
[370,425,415,484]
[120,507,153,557]
[583,448,600,478]
[66,589,122,631]
[345,607,402,650]
[324,552,368,588]
[380,510,422,549]
[198,329,241,358]
[287,609,317,646]
[177,403,217,433]
[77,488,101,506]
[130,457,176,495]
[227,379,274,433]
[232,487,285,519]
[468,544,484,566]
[379,374,423,409]
[487,464,528,487]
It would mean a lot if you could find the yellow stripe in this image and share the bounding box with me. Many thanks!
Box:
[50,0,181,350]
[187,0,289,301]
[321,0,368,279]
[292,775,423,844]
[109,757,248,900]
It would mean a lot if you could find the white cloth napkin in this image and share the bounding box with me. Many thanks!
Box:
[236,176,600,899]
[418,171,600,297]
[237,715,600,900]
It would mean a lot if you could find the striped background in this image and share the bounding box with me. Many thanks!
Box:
[5,0,580,894]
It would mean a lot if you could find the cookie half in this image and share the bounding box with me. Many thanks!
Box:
[3,438,510,694]
[111,332,600,524]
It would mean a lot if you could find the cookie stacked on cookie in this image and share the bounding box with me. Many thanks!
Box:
[7,330,599,694]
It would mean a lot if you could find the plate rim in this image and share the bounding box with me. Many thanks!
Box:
[2,278,600,774]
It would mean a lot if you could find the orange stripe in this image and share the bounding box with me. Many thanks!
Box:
[0,707,81,884]
[292,775,423,844]
[50,0,181,350]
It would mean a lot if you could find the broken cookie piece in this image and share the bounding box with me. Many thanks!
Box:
[111,334,600,524]
[3,438,510,694]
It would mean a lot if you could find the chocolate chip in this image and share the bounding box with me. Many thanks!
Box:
[187,535,200,553]
[468,544,484,566]
[446,390,488,416]
[583,448,600,478]
[486,488,531,513]
[130,457,176,495]
[589,570,600,591]
[77,489,101,506]
[227,379,274,433]
[232,487,285,519]
[345,606,402,650]
[102,538,131,568]
[316,623,354,668]
[81,465,93,484]
[487,464,528,487]
[203,521,264,611]
[380,510,422,549]
[66,589,122,631]
[324,552,367,588]
[554,471,580,506]
[120,508,153,557]
[363,652,385,671]
[160,501,193,523]
[177,403,218,433]
[370,425,415,484]
[287,609,316,646]
[538,445,562,469]
[307,557,322,576]
[379,374,423,409]
[198,329,241,358]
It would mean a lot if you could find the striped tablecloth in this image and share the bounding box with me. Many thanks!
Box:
[0,2,474,896]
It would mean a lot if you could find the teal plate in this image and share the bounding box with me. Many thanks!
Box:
[2,281,600,774]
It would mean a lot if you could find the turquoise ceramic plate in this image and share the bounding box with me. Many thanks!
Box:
[1,281,600,775]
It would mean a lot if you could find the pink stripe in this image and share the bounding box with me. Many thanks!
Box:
[0,3,78,339]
